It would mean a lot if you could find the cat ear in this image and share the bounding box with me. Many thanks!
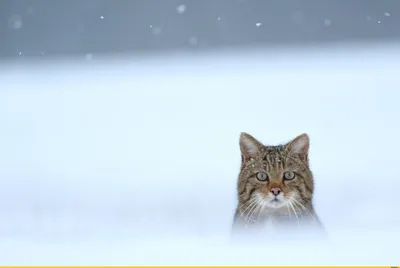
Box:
[240,132,264,162]
[286,133,310,162]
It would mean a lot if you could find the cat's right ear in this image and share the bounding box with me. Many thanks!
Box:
[240,132,263,163]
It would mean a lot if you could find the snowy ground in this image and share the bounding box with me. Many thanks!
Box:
[0,43,400,265]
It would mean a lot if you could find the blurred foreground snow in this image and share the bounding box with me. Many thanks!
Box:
[0,43,399,265]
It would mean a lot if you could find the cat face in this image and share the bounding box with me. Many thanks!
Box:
[237,133,314,214]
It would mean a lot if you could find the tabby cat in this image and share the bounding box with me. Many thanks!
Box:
[232,132,323,238]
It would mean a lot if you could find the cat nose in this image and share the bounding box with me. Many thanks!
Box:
[270,187,282,196]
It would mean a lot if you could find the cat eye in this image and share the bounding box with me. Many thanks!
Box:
[283,171,295,180]
[256,172,268,181]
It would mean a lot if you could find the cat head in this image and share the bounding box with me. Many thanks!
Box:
[237,132,314,212]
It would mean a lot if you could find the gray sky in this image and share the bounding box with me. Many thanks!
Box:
[1,0,400,59]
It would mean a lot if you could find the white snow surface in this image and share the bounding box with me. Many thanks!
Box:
[0,43,400,265]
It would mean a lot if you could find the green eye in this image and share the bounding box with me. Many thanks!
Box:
[256,172,268,181]
[284,171,295,180]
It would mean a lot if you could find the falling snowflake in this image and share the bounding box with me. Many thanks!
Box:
[18,52,22,56]
[188,36,198,46]
[384,12,391,17]
[217,17,221,20]
[100,16,104,19]
[85,54,93,60]
[256,22,262,27]
[176,4,186,14]
[378,20,381,24]
[8,14,23,30]
[324,19,332,26]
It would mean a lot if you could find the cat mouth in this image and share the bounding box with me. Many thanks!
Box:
[257,193,287,208]
[266,196,287,208]
[268,198,282,206]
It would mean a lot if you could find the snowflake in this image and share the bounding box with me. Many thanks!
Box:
[324,19,331,26]
[8,14,23,30]
[85,54,93,60]
[188,36,198,45]
[176,4,186,14]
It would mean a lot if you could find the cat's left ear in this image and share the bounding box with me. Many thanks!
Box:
[286,133,310,162]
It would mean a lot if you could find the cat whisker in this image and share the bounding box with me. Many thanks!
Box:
[246,198,263,225]
[290,199,303,219]
[257,201,265,220]
[239,196,258,213]
[244,201,259,227]
[292,199,312,221]
[239,197,255,209]
[245,198,261,221]
[249,199,263,222]
[286,203,292,220]
[291,198,315,221]
[298,198,313,207]
[288,199,300,228]
[240,197,259,217]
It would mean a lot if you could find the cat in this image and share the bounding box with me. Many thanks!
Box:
[231,132,325,241]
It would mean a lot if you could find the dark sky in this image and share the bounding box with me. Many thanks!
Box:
[1,0,400,59]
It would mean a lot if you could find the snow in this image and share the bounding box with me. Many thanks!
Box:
[8,14,23,30]
[176,4,187,14]
[188,36,198,45]
[0,43,399,265]
[324,19,332,26]
[85,53,93,60]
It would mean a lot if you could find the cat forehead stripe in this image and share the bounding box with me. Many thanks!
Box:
[265,145,285,152]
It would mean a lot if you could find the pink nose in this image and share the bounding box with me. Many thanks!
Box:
[270,187,282,196]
